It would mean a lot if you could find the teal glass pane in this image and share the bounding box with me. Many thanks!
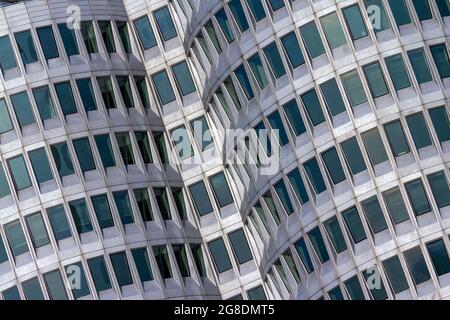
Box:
[171,125,194,160]
[204,20,222,54]
[224,76,242,110]
[343,5,368,40]
[153,187,172,220]
[280,32,305,68]
[429,106,450,143]
[5,220,29,256]
[209,172,234,208]
[361,129,389,166]
[267,0,284,11]
[364,0,390,32]
[263,42,286,78]
[299,21,325,59]
[116,21,132,54]
[65,262,90,299]
[287,168,309,204]
[282,249,300,283]
[320,12,347,49]
[248,53,268,89]
[87,256,112,292]
[254,121,272,156]
[94,134,116,168]
[134,131,153,164]
[405,179,431,216]
[363,62,389,98]
[406,113,432,149]
[113,190,135,225]
[32,86,57,121]
[361,196,388,233]
[0,99,13,134]
[246,0,266,21]
[0,163,10,198]
[134,16,157,50]
[407,48,433,84]
[46,205,72,240]
[44,270,68,300]
[321,147,346,184]
[0,35,17,71]
[97,76,116,109]
[55,82,77,115]
[51,142,75,178]
[28,147,53,184]
[301,89,325,126]
[110,252,134,286]
[2,286,20,300]
[262,191,281,224]
[267,110,289,146]
[191,116,214,151]
[98,21,116,53]
[320,79,347,117]
[37,26,59,60]
[26,213,50,248]
[412,0,432,20]
[304,157,326,194]
[426,239,450,276]
[91,194,115,229]
[229,229,253,264]
[388,0,412,26]
[435,0,450,17]
[216,9,235,43]
[427,171,450,208]
[131,248,153,282]
[294,237,314,273]
[172,245,190,277]
[80,21,98,54]
[154,6,178,41]
[341,137,367,175]
[8,156,32,191]
[69,198,94,234]
[341,69,368,107]
[229,0,249,32]
[342,206,367,243]
[344,276,365,300]
[430,44,450,79]
[282,99,306,136]
[363,267,388,300]
[22,277,44,300]
[247,286,266,300]
[172,187,187,220]
[10,91,36,128]
[76,78,97,111]
[384,120,410,157]
[15,30,38,64]
[134,188,153,221]
[172,61,196,96]
[328,286,344,300]
[115,132,135,165]
[153,131,169,164]
[57,23,79,57]
[382,187,410,224]
[116,76,134,108]
[274,179,294,214]
[153,245,172,278]
[73,138,96,172]
[0,232,8,264]
[404,246,431,284]
[308,227,330,263]
[324,216,347,253]
[152,70,176,105]
[235,65,254,99]
[208,237,232,273]
[134,76,151,109]
[385,54,411,90]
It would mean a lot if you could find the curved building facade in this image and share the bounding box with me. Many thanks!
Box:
[0,0,448,300]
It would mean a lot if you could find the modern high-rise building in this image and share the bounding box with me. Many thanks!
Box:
[0,0,448,301]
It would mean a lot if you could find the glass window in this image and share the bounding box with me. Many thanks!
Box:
[341,69,368,108]
[384,120,410,157]
[4,220,29,256]
[267,0,285,11]
[412,0,432,20]
[55,82,77,115]
[97,21,116,53]
[153,245,172,278]
[134,131,153,164]
[324,216,347,254]
[385,54,411,90]
[273,259,290,290]
[436,0,450,17]
[430,44,450,79]
[229,0,249,32]
[341,137,367,175]
[91,194,115,229]
[246,0,266,21]
[282,99,306,137]
[50,142,75,178]
[427,171,450,209]
[320,12,347,50]
[68,198,94,235]
[361,196,388,234]
[263,42,286,79]
[153,131,169,164]
[154,6,178,41]
[80,21,98,54]
[224,76,242,110]
[131,248,153,282]
[361,128,389,167]
[382,187,410,224]
[2,286,20,300]
[171,125,194,160]
[363,62,389,98]
[28,147,53,184]
[404,246,431,285]
[113,190,135,225]
[321,147,346,185]
[94,134,116,168]
[76,78,97,112]
[235,65,254,99]
[152,70,176,105]
[134,188,153,222]
[228,229,253,265]
[134,16,157,50]
[388,0,412,26]
[247,53,268,89]
[363,267,388,300]
[308,227,330,263]
[405,179,431,216]
[73,138,96,172]
[364,0,390,32]
[208,237,232,273]
[287,168,309,204]
[407,48,433,84]
[328,286,344,300]
[172,61,196,96]
[0,162,10,198]
[116,76,134,108]
[15,30,38,64]
[97,76,116,109]
[209,172,234,208]
[280,31,305,68]
[429,106,450,143]
[172,187,187,220]
[320,79,347,117]
[196,30,213,65]
[44,270,68,300]
[0,99,13,134]
[299,21,325,59]
[274,179,294,214]
[87,256,112,292]
[22,277,44,300]
[116,21,132,54]
[10,91,36,128]
[204,20,222,54]
[344,276,365,300]
[294,237,314,273]
[110,252,134,286]
[134,76,151,109]
[172,245,190,277]
[301,89,325,126]
[426,239,450,276]
[267,110,289,146]
[303,157,327,194]
[262,191,281,224]
[342,206,367,243]
[0,234,8,264]
[215,9,234,43]
[25,213,50,248]
[32,86,57,122]
[0,35,17,72]
[282,249,300,283]
[65,262,90,299]
[247,286,266,300]
[46,205,72,240]
[343,4,368,40]
[8,155,32,191]
[57,23,79,57]
[115,132,135,165]
[37,26,59,60]
[151,187,170,220]
[406,112,433,149]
